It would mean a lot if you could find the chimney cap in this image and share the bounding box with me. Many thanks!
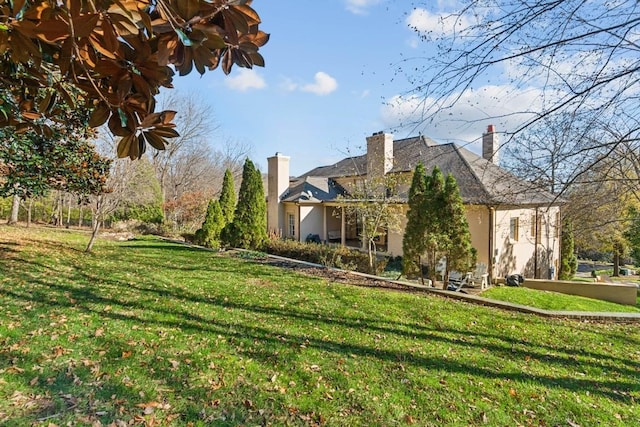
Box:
[487,124,495,133]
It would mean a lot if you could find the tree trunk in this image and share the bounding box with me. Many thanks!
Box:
[57,191,63,227]
[85,220,101,252]
[66,195,71,227]
[26,199,33,227]
[613,252,620,277]
[8,194,20,224]
[78,206,83,228]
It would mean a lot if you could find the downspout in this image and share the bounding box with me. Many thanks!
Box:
[297,203,301,242]
[488,206,495,284]
[534,206,539,279]
[340,206,346,246]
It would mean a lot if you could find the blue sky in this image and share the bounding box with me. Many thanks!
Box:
[169,0,504,176]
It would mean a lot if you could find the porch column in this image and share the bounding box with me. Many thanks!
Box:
[322,205,327,242]
[340,206,346,246]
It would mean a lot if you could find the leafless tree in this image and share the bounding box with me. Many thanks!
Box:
[399,0,640,196]
[86,134,162,252]
[150,91,251,231]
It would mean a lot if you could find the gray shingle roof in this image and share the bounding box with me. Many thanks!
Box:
[294,136,560,206]
[282,176,346,203]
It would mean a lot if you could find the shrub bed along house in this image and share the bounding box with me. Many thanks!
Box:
[261,238,388,275]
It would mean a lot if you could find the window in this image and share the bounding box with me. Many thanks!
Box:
[530,212,541,243]
[510,217,519,241]
[288,213,295,238]
[530,213,536,237]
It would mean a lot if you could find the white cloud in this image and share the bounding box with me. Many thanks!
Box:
[345,0,382,15]
[301,72,338,96]
[381,85,544,144]
[406,7,473,37]
[224,68,266,92]
[280,72,338,96]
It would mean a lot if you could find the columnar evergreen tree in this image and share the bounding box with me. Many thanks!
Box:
[219,169,237,226]
[441,173,475,286]
[559,218,578,280]
[222,159,266,250]
[402,162,429,282]
[423,166,447,284]
[195,200,224,249]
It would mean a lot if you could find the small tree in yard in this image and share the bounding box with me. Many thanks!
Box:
[195,200,224,249]
[559,218,578,280]
[219,169,236,226]
[403,162,430,283]
[222,159,266,250]
[340,174,404,274]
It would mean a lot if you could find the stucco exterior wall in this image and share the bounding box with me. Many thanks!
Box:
[465,205,491,267]
[299,205,323,242]
[386,210,407,257]
[494,206,560,279]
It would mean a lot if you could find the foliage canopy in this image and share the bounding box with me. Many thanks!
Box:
[0,0,268,159]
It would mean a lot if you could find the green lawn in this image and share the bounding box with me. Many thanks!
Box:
[1,226,639,426]
[481,286,640,313]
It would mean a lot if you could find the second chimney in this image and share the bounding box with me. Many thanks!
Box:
[366,131,394,178]
[482,124,499,165]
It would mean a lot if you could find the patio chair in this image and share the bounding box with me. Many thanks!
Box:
[469,263,489,289]
[447,271,472,291]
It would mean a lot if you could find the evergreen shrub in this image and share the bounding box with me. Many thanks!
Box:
[262,239,388,275]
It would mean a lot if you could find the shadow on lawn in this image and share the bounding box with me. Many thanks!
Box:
[2,258,639,408]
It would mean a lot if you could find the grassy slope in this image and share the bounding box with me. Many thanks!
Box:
[481,286,640,313]
[0,226,639,426]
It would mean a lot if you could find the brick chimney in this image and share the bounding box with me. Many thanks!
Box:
[366,131,394,178]
[482,124,499,165]
[267,152,290,236]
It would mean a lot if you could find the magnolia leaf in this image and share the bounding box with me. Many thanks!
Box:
[37,92,54,113]
[152,126,179,138]
[143,131,168,150]
[21,112,41,120]
[157,34,178,66]
[248,51,264,67]
[94,59,123,77]
[34,19,70,43]
[231,5,261,26]
[108,11,140,36]
[116,133,135,158]
[221,49,233,75]
[101,19,120,52]
[108,111,132,136]
[116,73,133,103]
[176,0,201,20]
[89,33,118,59]
[139,112,161,128]
[72,13,100,38]
[88,103,111,128]
[159,110,176,125]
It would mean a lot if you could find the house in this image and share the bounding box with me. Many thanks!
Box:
[267,126,562,281]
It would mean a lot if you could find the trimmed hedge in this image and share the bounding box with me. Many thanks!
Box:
[261,238,388,275]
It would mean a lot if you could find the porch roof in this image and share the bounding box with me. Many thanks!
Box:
[282,176,347,203]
